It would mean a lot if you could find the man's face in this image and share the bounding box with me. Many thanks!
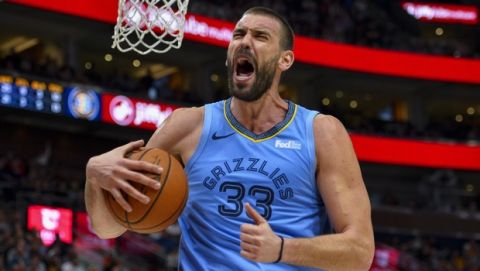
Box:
[226,14,283,102]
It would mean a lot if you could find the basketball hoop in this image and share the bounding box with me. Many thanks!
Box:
[112,0,189,55]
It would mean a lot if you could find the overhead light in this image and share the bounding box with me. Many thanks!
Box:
[210,74,219,82]
[350,100,358,109]
[0,36,27,51]
[14,38,39,53]
[435,27,444,36]
[455,114,463,122]
[466,107,475,115]
[335,91,344,98]
[322,98,330,106]
[132,59,141,67]
[84,62,92,70]
[104,54,113,62]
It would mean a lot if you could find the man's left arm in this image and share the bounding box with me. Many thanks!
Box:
[280,115,374,270]
[240,115,374,270]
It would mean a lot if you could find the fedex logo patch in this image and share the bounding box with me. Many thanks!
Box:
[275,140,302,150]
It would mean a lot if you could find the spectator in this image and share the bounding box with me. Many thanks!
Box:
[6,238,30,270]
[61,251,85,271]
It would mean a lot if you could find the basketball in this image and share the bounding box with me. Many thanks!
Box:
[104,148,188,233]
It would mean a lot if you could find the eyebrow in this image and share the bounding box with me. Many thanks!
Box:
[233,27,273,37]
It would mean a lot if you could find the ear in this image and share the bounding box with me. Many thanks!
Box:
[278,50,294,72]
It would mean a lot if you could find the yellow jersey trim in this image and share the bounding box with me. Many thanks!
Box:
[223,100,298,143]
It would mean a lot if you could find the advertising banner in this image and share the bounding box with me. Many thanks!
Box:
[27,205,73,246]
[402,2,478,24]
[102,92,178,130]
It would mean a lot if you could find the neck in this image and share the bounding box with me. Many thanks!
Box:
[230,88,288,135]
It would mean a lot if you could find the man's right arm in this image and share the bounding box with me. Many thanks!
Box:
[85,175,127,239]
[84,107,204,239]
[85,139,163,239]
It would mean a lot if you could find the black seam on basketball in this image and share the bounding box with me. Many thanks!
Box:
[126,150,172,224]
[131,189,188,232]
[132,199,185,232]
[130,177,188,231]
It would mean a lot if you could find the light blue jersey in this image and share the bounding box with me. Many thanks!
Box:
[179,98,331,270]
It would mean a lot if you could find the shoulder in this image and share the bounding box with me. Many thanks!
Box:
[167,106,204,127]
[146,106,204,153]
[173,105,204,118]
[313,114,349,141]
[312,114,355,162]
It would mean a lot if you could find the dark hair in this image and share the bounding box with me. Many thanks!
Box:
[243,7,295,51]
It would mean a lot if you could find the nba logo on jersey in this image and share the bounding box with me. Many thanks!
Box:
[274,140,302,150]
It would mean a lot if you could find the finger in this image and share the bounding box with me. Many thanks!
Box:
[240,223,260,235]
[240,241,258,253]
[245,203,266,225]
[240,233,258,245]
[117,180,150,204]
[240,249,257,261]
[120,159,163,175]
[114,166,161,190]
[110,188,132,212]
[120,140,145,154]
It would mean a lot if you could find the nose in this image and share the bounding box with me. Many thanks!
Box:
[239,32,253,49]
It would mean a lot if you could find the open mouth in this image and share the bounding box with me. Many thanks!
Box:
[234,57,255,82]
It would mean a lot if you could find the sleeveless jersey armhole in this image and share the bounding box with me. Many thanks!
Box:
[184,105,212,174]
[306,111,319,181]
[307,111,333,233]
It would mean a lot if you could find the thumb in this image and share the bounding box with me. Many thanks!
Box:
[245,203,266,225]
[120,140,145,154]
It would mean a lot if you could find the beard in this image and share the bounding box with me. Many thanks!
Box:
[227,51,279,102]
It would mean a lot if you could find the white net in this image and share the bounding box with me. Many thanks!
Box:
[112,0,189,55]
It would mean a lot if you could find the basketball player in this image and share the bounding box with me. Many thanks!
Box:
[85,7,374,270]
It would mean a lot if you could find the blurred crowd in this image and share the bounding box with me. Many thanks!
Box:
[0,205,85,271]
[0,50,203,106]
[190,0,480,58]
[0,200,179,271]
[0,203,141,271]
[323,105,480,144]
[0,50,159,98]
[370,169,480,218]
[351,117,480,143]
[376,234,480,271]
[0,129,181,270]
[0,147,84,210]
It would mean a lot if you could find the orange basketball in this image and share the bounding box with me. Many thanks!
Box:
[104,148,188,233]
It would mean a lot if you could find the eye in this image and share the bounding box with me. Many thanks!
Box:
[232,31,244,39]
[255,34,268,41]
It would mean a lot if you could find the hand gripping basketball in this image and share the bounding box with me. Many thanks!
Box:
[86,140,163,212]
[101,144,188,233]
